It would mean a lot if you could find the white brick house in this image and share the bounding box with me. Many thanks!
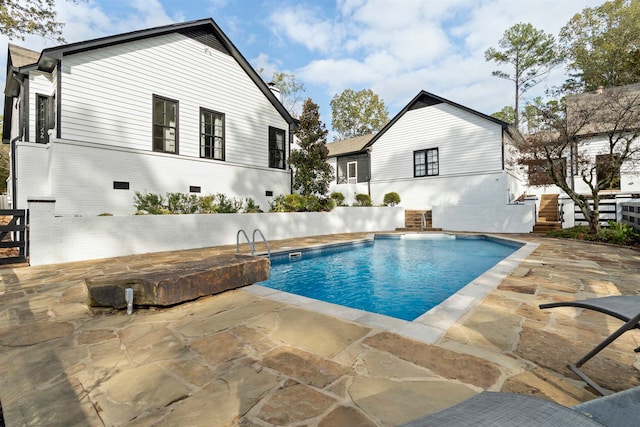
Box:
[3,19,295,216]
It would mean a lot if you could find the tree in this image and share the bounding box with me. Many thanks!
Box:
[492,103,543,133]
[330,88,389,139]
[257,69,306,118]
[559,0,640,91]
[289,98,334,197]
[516,86,640,233]
[0,0,71,43]
[485,23,560,129]
[491,106,515,124]
[269,71,305,118]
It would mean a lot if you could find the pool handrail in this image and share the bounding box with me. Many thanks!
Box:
[236,229,254,255]
[236,228,271,260]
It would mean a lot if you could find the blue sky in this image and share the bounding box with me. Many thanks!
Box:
[2,0,604,139]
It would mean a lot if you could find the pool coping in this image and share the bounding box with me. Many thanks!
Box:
[244,233,539,345]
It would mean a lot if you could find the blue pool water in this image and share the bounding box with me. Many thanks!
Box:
[260,235,521,321]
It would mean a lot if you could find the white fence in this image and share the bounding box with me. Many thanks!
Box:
[621,199,640,232]
[28,199,405,265]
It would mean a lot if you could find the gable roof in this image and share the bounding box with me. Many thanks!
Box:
[326,134,375,157]
[8,44,40,68]
[363,90,510,150]
[565,83,640,137]
[8,18,295,127]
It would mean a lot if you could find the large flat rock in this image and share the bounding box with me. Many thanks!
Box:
[85,254,269,308]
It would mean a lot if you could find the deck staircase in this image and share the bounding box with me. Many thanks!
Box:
[398,210,442,231]
[533,194,562,233]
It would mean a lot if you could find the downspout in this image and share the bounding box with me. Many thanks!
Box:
[288,130,293,194]
[366,149,372,197]
[9,71,27,209]
[10,132,22,209]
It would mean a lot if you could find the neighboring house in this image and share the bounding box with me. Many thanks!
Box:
[3,19,295,216]
[326,134,373,205]
[523,84,640,228]
[328,90,531,232]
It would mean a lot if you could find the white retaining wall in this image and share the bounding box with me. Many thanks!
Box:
[28,201,404,266]
[432,203,535,233]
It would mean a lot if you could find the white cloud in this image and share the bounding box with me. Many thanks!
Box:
[54,0,177,45]
[290,0,609,119]
[269,6,339,54]
[251,53,281,80]
[0,0,614,126]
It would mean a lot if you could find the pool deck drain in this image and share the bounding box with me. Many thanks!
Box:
[0,232,639,426]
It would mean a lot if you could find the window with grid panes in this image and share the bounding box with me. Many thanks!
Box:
[268,126,286,169]
[200,108,224,160]
[414,148,438,177]
[152,95,178,154]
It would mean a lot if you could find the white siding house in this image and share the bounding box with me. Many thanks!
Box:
[329,91,531,232]
[327,134,373,206]
[3,19,295,216]
[521,84,640,228]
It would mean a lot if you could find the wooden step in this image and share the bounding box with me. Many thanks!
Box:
[538,194,559,222]
[533,221,562,233]
[404,210,432,230]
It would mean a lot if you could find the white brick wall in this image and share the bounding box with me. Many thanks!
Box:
[27,203,405,265]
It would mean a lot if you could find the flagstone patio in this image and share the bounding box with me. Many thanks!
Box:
[0,233,638,426]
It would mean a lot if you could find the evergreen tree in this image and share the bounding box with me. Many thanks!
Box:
[485,23,560,129]
[289,98,334,197]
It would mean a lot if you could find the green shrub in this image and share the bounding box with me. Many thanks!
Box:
[597,221,639,245]
[269,195,287,212]
[303,195,322,212]
[330,191,346,206]
[318,197,336,212]
[198,195,217,214]
[216,193,242,213]
[285,194,307,211]
[548,222,639,246]
[244,198,262,213]
[268,194,334,212]
[166,192,199,214]
[98,212,113,216]
[547,225,593,240]
[134,191,166,214]
[383,192,401,206]
[354,193,372,207]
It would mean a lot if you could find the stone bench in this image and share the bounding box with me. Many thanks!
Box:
[85,254,269,308]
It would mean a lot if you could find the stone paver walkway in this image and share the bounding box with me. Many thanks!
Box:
[0,233,639,426]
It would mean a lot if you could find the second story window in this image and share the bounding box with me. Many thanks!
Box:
[414,148,439,177]
[269,126,286,169]
[596,154,621,190]
[153,95,178,154]
[200,108,224,160]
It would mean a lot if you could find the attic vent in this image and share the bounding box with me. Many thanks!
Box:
[409,94,444,111]
[180,28,229,55]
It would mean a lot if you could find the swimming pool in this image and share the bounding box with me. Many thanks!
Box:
[259,234,522,321]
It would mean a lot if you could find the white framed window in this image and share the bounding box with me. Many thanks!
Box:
[347,161,357,184]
